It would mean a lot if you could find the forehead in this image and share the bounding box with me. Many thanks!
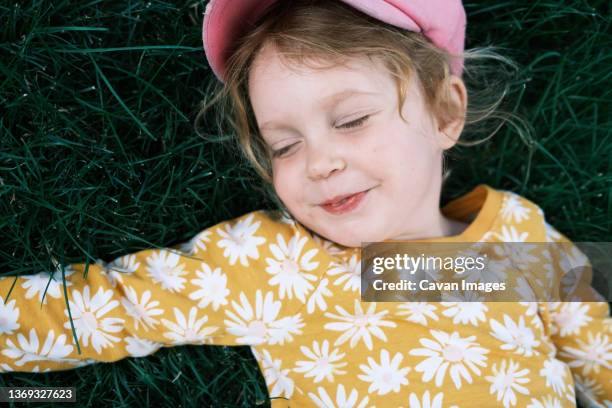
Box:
[247,43,394,112]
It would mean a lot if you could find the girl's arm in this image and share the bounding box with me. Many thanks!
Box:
[541,225,612,404]
[0,211,279,373]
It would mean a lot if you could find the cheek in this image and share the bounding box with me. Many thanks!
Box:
[372,129,440,185]
[272,166,300,205]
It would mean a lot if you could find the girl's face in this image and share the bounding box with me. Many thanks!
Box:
[248,43,465,247]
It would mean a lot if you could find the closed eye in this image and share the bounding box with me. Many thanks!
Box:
[271,114,371,158]
[271,143,298,158]
[336,115,370,129]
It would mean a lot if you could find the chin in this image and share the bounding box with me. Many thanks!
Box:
[335,239,361,248]
[307,219,381,248]
[326,232,371,249]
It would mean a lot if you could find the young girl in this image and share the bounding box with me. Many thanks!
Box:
[1,0,611,406]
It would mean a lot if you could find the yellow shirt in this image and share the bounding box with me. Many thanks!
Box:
[1,184,611,407]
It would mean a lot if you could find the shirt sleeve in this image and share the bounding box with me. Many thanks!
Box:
[540,221,612,405]
[0,211,281,373]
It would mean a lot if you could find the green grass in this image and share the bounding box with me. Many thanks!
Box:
[0,0,610,406]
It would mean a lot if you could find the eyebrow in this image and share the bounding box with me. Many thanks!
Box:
[259,89,380,131]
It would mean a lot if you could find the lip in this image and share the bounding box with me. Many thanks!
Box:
[319,188,372,215]
[320,191,364,206]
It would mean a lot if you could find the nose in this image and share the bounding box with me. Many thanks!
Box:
[306,141,347,180]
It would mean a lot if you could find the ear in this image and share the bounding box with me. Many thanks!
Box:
[436,75,468,150]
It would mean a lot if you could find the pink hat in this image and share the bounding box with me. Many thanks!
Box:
[203,0,466,83]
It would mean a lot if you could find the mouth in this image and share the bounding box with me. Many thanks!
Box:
[319,188,373,215]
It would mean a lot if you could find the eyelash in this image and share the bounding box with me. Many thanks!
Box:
[271,115,370,158]
[337,115,370,129]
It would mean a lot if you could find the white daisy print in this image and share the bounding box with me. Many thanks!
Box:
[265,233,319,302]
[514,276,537,302]
[62,358,97,369]
[459,255,508,285]
[479,230,497,242]
[179,229,212,255]
[542,262,557,294]
[493,225,529,242]
[308,384,369,408]
[124,336,162,357]
[120,287,163,331]
[539,358,568,395]
[519,301,539,317]
[559,266,587,301]
[500,192,531,223]
[224,290,304,345]
[312,233,346,256]
[105,254,140,287]
[0,296,20,334]
[63,285,124,354]
[275,209,297,226]
[526,395,563,408]
[253,348,295,399]
[408,390,444,408]
[549,302,592,337]
[21,265,74,303]
[557,244,589,274]
[30,365,52,372]
[441,302,488,326]
[452,247,493,280]
[161,307,218,345]
[216,214,266,266]
[2,329,74,366]
[560,332,612,375]
[544,222,562,243]
[485,359,530,408]
[326,254,361,292]
[145,249,188,292]
[396,302,438,326]
[358,349,410,395]
[573,374,604,400]
[410,329,489,389]
[395,260,441,285]
[188,262,230,311]
[489,314,540,356]
[324,300,397,350]
[108,254,140,273]
[565,384,576,404]
[440,290,487,303]
[519,302,542,327]
[494,243,540,272]
[293,339,347,383]
[306,278,332,314]
[404,390,449,408]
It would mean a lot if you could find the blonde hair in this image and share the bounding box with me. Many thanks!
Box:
[196,0,531,208]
